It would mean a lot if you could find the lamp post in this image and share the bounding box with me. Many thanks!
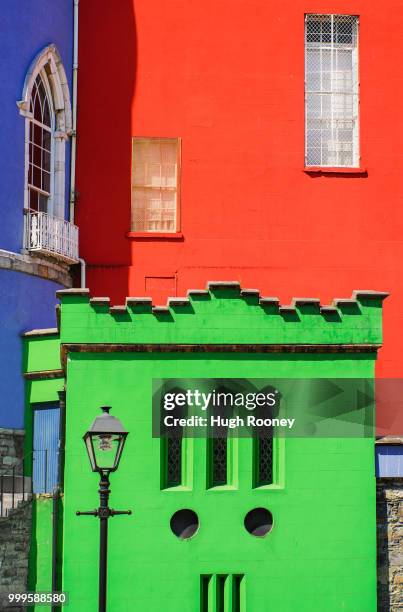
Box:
[77,406,131,612]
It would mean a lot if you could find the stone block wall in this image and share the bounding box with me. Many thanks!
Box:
[377,478,403,612]
[0,428,31,610]
[0,500,32,611]
[0,430,24,473]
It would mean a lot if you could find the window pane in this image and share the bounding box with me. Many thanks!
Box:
[42,170,51,193]
[28,189,39,212]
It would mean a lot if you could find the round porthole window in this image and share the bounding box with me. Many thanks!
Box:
[170,509,199,540]
[244,507,273,537]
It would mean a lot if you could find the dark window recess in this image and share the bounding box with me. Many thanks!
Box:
[216,575,227,612]
[170,509,199,539]
[232,575,244,612]
[200,575,244,612]
[210,436,228,486]
[255,435,273,486]
[166,437,182,486]
[160,385,186,488]
[244,507,273,537]
[200,575,212,612]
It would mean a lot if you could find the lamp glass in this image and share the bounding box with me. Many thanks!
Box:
[84,431,127,472]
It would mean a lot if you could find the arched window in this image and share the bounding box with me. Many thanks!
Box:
[27,71,54,214]
[18,45,72,221]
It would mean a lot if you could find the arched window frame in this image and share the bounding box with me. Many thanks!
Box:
[17,45,72,220]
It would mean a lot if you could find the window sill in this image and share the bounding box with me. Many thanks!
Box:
[303,166,367,176]
[127,232,184,240]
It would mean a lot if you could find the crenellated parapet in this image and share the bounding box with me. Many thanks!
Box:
[54,282,388,350]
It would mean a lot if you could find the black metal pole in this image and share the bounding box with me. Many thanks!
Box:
[98,472,110,612]
[77,471,131,612]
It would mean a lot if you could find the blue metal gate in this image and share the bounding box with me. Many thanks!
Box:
[33,403,60,493]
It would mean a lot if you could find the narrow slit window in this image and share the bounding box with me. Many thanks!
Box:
[200,575,244,612]
[232,575,245,612]
[208,386,230,487]
[305,14,359,167]
[131,137,180,232]
[160,386,186,488]
[216,576,227,612]
[200,575,212,612]
[254,434,273,486]
[162,436,182,488]
[209,436,228,487]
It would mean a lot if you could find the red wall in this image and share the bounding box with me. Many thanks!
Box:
[76,0,403,378]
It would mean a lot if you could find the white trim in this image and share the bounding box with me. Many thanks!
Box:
[17,45,72,132]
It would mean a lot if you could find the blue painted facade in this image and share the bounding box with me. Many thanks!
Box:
[0,1,73,252]
[0,1,74,429]
[0,270,62,428]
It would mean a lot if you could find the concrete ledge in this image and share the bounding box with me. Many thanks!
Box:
[0,249,73,287]
[376,436,403,445]
[22,328,58,337]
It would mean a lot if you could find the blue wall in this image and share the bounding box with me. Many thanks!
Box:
[0,0,73,253]
[0,1,73,428]
[0,270,62,428]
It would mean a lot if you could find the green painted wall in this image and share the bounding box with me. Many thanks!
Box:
[23,334,64,601]
[57,289,384,346]
[28,495,64,612]
[54,288,384,611]
[23,334,61,373]
[28,497,52,591]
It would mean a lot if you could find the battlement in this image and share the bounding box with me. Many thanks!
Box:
[52,283,388,348]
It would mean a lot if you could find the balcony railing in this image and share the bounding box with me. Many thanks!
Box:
[24,211,79,263]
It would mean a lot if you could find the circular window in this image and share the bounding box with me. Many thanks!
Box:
[170,509,199,540]
[244,507,273,537]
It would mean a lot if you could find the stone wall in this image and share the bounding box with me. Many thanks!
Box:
[0,429,24,473]
[0,249,73,287]
[377,478,403,612]
[0,501,31,610]
[0,429,31,610]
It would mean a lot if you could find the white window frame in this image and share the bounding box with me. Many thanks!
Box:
[17,45,72,220]
[26,70,55,214]
[304,14,360,168]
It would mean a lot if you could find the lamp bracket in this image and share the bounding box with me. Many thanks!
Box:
[76,508,132,519]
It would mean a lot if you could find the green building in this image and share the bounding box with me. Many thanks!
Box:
[23,283,387,611]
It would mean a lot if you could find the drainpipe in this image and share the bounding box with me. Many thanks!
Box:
[69,0,79,224]
[71,1,86,289]
[78,257,86,288]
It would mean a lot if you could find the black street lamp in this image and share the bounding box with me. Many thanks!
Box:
[77,407,131,612]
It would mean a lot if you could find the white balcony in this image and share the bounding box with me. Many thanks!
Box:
[24,211,79,263]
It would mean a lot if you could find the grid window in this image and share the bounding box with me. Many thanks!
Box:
[28,73,53,213]
[210,436,228,486]
[161,436,183,488]
[305,14,359,167]
[254,434,273,486]
[131,138,179,232]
